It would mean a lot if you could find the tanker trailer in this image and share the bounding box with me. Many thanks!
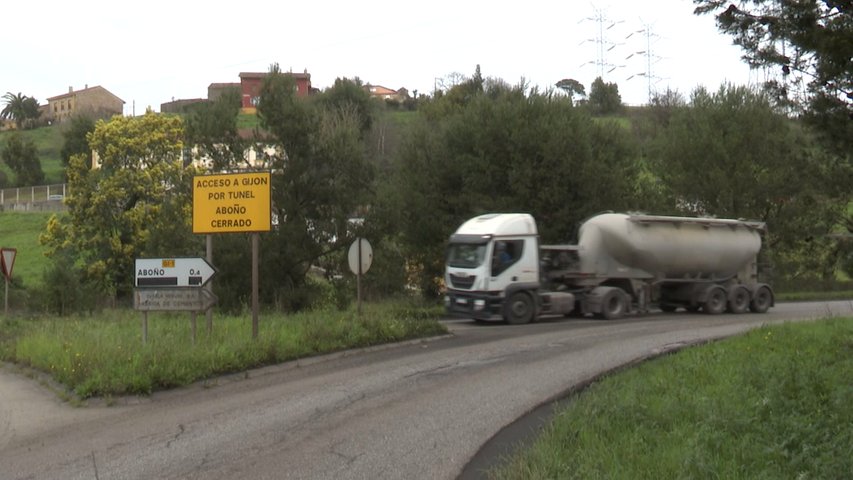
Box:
[565,213,774,318]
[444,213,774,324]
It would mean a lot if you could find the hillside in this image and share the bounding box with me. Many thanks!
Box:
[0,126,65,185]
[0,211,55,288]
[0,107,639,190]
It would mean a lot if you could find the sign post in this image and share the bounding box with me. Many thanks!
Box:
[1,248,17,316]
[133,287,219,344]
[348,238,373,315]
[134,258,218,344]
[193,171,271,340]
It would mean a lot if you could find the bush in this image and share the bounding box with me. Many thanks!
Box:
[33,253,99,315]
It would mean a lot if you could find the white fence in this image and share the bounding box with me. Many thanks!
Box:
[0,183,68,211]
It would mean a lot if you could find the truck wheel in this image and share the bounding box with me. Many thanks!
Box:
[600,289,628,320]
[727,286,750,314]
[703,287,727,315]
[749,286,773,313]
[504,292,534,324]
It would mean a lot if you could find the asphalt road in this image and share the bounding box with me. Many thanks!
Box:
[1,300,851,480]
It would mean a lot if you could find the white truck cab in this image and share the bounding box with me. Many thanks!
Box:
[444,213,573,323]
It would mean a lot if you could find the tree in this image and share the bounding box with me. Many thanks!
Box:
[556,78,586,104]
[1,92,27,123]
[227,63,376,311]
[390,79,642,297]
[315,77,375,135]
[60,115,96,167]
[21,97,41,128]
[184,89,246,172]
[1,92,42,129]
[649,84,850,280]
[1,132,44,186]
[443,65,485,107]
[40,112,201,301]
[693,0,852,155]
[587,77,623,114]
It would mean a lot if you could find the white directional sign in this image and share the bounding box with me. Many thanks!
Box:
[135,258,217,288]
[134,288,218,312]
[1,248,16,280]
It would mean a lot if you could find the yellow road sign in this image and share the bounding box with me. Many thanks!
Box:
[193,172,271,233]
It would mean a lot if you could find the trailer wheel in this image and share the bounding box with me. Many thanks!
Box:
[504,292,534,324]
[703,287,727,315]
[600,289,628,320]
[727,286,750,314]
[749,286,773,313]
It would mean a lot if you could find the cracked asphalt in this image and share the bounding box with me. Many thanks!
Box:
[1,300,850,479]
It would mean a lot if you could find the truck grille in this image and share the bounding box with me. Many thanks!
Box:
[449,273,476,289]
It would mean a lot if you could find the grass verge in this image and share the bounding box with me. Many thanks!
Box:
[776,290,853,302]
[0,301,447,399]
[491,317,853,479]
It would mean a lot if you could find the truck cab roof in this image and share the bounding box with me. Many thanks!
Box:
[452,213,537,238]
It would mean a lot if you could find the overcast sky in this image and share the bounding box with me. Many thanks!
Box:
[2,1,770,115]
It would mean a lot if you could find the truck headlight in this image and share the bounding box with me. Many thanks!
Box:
[474,299,485,311]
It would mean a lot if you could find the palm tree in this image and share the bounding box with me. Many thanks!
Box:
[1,92,41,129]
[1,92,27,122]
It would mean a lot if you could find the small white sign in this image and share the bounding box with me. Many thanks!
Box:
[348,238,373,275]
[135,257,217,288]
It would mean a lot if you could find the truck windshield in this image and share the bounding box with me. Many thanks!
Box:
[447,243,487,268]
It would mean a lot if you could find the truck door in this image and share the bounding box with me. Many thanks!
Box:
[491,239,524,277]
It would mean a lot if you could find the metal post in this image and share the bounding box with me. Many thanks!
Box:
[357,238,363,315]
[252,232,259,339]
[4,277,8,316]
[206,234,213,335]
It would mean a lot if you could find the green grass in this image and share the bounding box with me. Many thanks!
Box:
[0,211,56,288]
[236,113,260,130]
[0,126,65,184]
[0,301,447,399]
[592,114,632,129]
[385,109,419,125]
[492,317,853,479]
[776,290,853,302]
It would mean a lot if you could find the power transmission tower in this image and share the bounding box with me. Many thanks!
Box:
[625,23,663,103]
[580,7,625,80]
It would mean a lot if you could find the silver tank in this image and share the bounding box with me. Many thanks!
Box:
[578,213,764,278]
